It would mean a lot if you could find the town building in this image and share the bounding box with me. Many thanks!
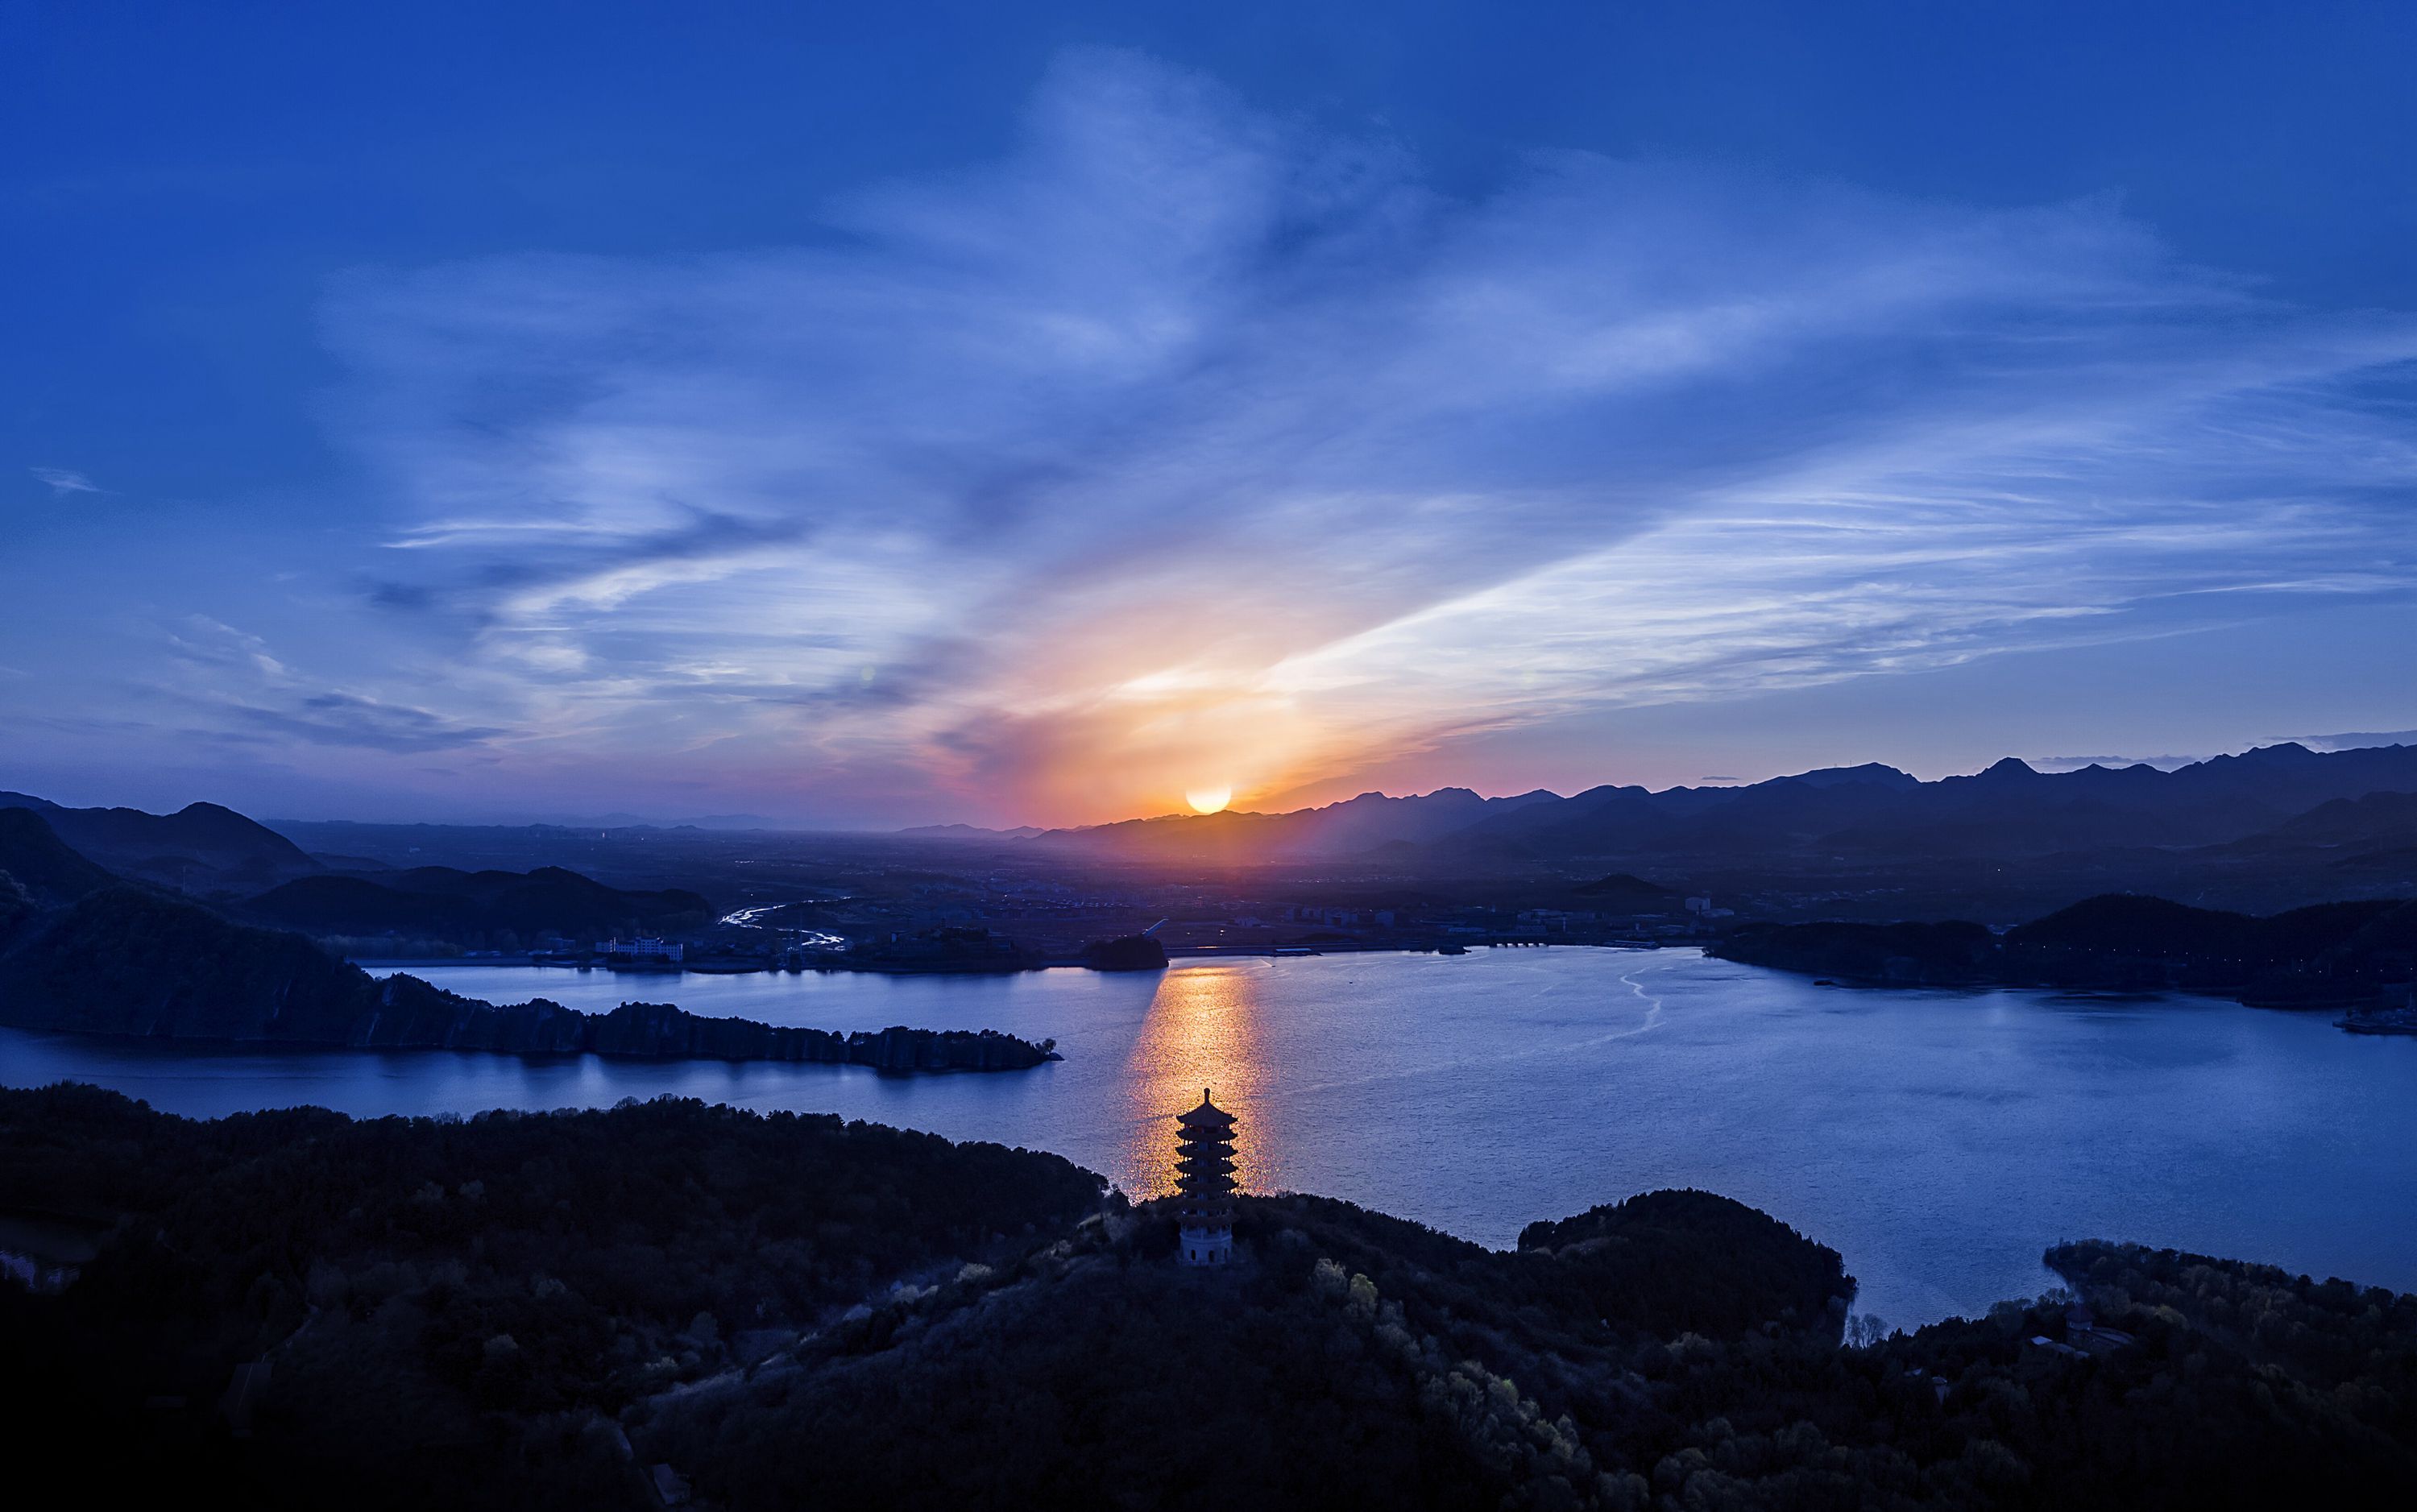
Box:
[603,937,683,962]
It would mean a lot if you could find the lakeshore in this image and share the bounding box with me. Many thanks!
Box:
[10,947,2415,1328]
[350,936,1657,975]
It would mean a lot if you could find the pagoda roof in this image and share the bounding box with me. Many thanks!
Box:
[1175,1089,1237,1128]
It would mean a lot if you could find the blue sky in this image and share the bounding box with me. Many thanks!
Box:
[5,2,2414,825]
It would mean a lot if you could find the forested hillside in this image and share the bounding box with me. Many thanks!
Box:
[4,1088,2414,1510]
[1713,893,2417,1002]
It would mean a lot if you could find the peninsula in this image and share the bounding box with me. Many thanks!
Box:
[0,814,1055,1072]
[1711,892,2417,1013]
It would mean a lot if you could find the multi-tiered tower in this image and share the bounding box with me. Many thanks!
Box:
[1174,1088,1238,1266]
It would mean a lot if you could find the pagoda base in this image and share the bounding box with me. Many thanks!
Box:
[1177,1219,1233,1267]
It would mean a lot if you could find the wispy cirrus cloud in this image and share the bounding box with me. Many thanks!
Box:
[151,616,506,755]
[2028,754,2208,773]
[290,48,2417,822]
[2296,730,2417,752]
[30,466,104,497]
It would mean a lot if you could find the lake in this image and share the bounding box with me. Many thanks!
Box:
[6,947,2414,1328]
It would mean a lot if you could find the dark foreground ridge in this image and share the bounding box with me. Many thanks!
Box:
[4,1086,2414,1510]
[0,884,1053,1071]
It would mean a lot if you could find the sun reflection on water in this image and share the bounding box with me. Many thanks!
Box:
[1119,963,1276,1198]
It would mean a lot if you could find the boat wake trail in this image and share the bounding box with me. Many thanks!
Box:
[1602,966,1668,1042]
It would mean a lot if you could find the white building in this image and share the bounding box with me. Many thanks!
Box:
[604,937,684,962]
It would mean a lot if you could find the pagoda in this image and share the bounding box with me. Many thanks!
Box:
[1173,1087,1238,1267]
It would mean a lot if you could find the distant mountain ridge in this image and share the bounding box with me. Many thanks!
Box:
[898,822,1045,841]
[1025,785,1565,863]
[0,789,320,893]
[1015,744,2417,869]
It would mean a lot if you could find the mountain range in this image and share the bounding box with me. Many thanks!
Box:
[0,789,713,951]
[1012,744,2417,872]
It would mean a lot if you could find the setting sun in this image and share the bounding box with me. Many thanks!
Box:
[1185,785,1233,814]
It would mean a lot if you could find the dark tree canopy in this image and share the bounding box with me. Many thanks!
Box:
[5,1086,2415,1510]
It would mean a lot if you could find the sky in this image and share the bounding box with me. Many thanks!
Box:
[5,2,2414,827]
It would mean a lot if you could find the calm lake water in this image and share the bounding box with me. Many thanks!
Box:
[6,947,2414,1328]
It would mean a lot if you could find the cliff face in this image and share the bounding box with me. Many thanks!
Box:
[0,887,1056,1071]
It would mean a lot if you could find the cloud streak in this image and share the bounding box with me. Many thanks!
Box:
[152,616,507,754]
[259,49,2417,821]
[30,466,103,497]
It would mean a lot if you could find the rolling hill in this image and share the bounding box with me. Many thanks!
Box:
[0,806,118,909]
[0,790,321,893]
[240,865,711,942]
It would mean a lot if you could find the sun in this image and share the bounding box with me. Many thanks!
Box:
[1186,785,1233,814]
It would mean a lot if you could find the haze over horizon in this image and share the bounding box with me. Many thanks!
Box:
[8,4,2414,829]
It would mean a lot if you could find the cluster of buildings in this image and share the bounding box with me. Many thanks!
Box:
[602,937,685,963]
[1279,905,1398,927]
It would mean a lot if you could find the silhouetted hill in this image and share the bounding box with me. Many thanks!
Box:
[0,791,320,893]
[1513,1188,1848,1338]
[1708,918,2001,984]
[1715,893,2417,1002]
[0,887,1053,1068]
[1080,934,1169,970]
[239,875,484,936]
[10,1087,2416,1510]
[1568,872,1677,907]
[1787,761,1923,791]
[1016,744,2417,879]
[0,807,118,908]
[2223,790,2417,862]
[0,885,375,1041]
[2004,895,2415,1001]
[895,822,1044,840]
[241,865,709,942]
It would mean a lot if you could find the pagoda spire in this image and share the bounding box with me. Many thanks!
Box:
[1173,1087,1238,1267]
